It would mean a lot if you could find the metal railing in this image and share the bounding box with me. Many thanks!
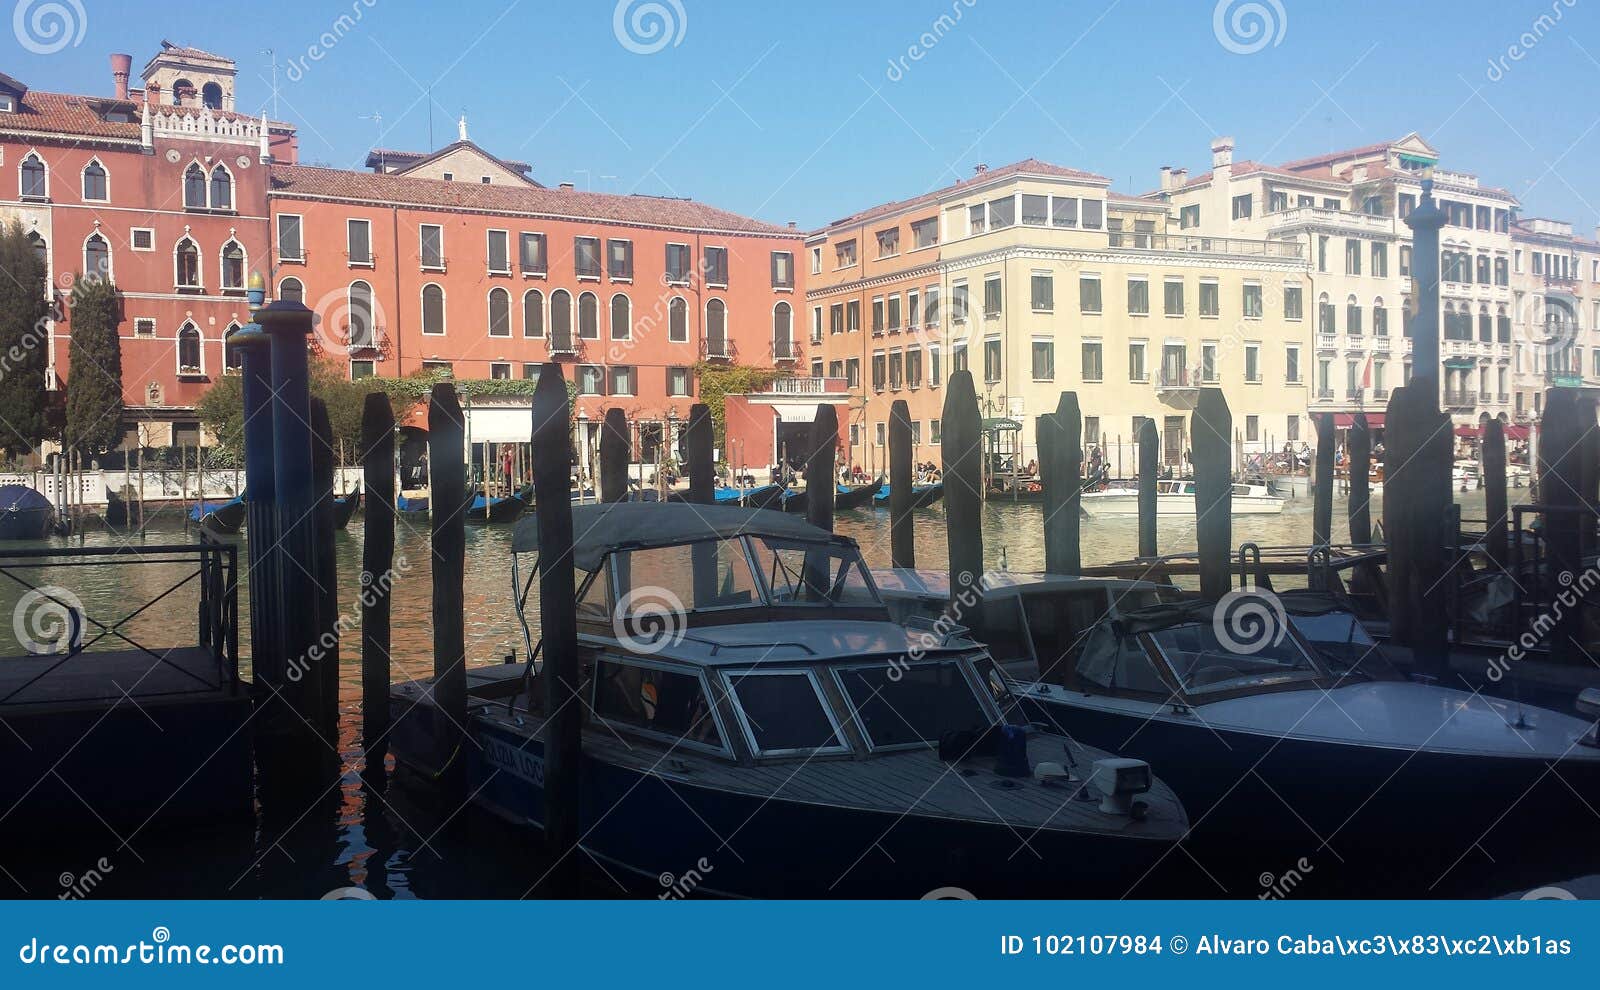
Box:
[1107,231,1304,258]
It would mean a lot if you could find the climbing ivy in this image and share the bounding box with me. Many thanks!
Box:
[692,362,789,447]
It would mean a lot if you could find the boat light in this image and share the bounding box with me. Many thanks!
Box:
[1090,758,1152,818]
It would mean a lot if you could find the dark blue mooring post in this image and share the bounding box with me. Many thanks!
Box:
[234,275,281,703]
[254,291,331,775]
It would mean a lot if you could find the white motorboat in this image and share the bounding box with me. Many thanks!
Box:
[1079,480,1285,517]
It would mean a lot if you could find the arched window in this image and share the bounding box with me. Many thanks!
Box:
[201,82,223,110]
[488,287,511,337]
[348,281,374,348]
[421,284,445,335]
[175,237,201,288]
[209,165,232,211]
[81,159,107,201]
[1317,292,1333,333]
[220,240,245,290]
[578,291,599,339]
[223,323,244,372]
[183,163,207,208]
[773,301,792,346]
[706,298,727,354]
[523,289,544,338]
[83,233,110,280]
[19,153,46,199]
[609,293,631,340]
[1476,254,1490,284]
[550,289,572,346]
[1496,305,1511,343]
[668,296,688,342]
[279,276,303,304]
[172,79,195,106]
[26,231,46,268]
[1345,295,1361,335]
[1372,296,1387,336]
[177,323,202,373]
[1478,304,1493,343]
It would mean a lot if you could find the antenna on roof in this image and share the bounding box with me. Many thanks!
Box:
[358,110,384,154]
[259,49,278,121]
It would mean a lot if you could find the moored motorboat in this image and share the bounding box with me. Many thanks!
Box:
[0,485,54,541]
[1079,480,1284,517]
[388,504,1188,898]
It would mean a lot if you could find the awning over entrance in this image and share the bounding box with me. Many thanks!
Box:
[1504,425,1531,440]
[1454,425,1480,438]
[1331,413,1384,428]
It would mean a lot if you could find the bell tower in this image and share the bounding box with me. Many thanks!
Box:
[141,40,236,111]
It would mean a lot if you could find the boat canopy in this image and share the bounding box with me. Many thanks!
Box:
[1114,593,1347,636]
[512,502,847,570]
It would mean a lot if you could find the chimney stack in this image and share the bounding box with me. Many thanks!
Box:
[787,221,797,229]
[1159,165,1173,192]
[973,163,988,174]
[1210,137,1235,169]
[558,181,575,191]
[110,53,132,101]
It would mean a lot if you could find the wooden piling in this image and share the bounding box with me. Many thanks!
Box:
[1137,419,1158,559]
[1348,412,1372,546]
[1056,393,1083,576]
[685,403,714,504]
[1383,386,1415,645]
[600,408,630,503]
[531,364,581,897]
[309,398,340,748]
[428,382,468,803]
[1483,418,1508,570]
[1192,389,1231,601]
[1412,386,1454,677]
[1313,412,1334,548]
[1539,387,1586,664]
[805,403,837,534]
[361,393,395,768]
[889,400,914,568]
[942,371,985,602]
[1036,411,1059,566]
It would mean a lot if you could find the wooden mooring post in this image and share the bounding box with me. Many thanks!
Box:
[889,400,914,568]
[943,371,984,604]
[1483,418,1508,570]
[1383,386,1416,645]
[600,408,630,503]
[685,403,714,505]
[310,398,340,747]
[1313,412,1334,549]
[806,404,837,535]
[361,393,395,769]
[1192,389,1231,600]
[428,382,468,804]
[531,364,581,897]
[1538,387,1588,664]
[1137,418,1158,559]
[1348,412,1372,546]
[1038,393,1082,575]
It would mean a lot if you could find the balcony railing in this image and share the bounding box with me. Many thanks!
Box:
[703,333,734,361]
[1268,205,1397,235]
[772,338,798,362]
[1444,390,1476,408]
[1373,388,1390,400]
[1157,368,1198,388]
[1345,388,1363,400]
[549,330,577,355]
[1106,231,1304,259]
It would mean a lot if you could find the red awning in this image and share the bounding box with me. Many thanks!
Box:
[1332,413,1384,428]
[1504,424,1531,440]
[1454,425,1480,438]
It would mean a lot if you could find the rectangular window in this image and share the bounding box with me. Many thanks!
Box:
[847,300,860,332]
[876,227,900,257]
[1081,199,1103,229]
[1371,242,1387,278]
[130,227,155,251]
[516,232,545,276]
[1286,344,1301,384]
[872,297,885,334]
[1127,277,1149,316]
[1269,190,1288,213]
[1179,204,1200,229]
[1286,416,1299,442]
[952,283,969,322]
[1081,341,1103,382]
[346,219,372,265]
[487,229,510,274]
[1246,415,1259,443]
[906,347,923,388]
[1202,342,1218,382]
[1199,280,1219,318]
[983,337,1002,383]
[609,365,635,396]
[1344,238,1360,275]
[1128,341,1147,382]
[1163,278,1183,316]
[871,351,886,391]
[888,294,902,331]
[983,275,1002,317]
[1080,275,1102,314]
[988,196,1014,228]
[278,215,303,261]
[1052,197,1078,227]
[889,350,903,389]
[420,224,444,269]
[1031,272,1053,312]
[1021,194,1049,226]
[703,246,728,286]
[811,246,822,275]
[911,216,938,249]
[575,237,601,278]
[836,239,857,267]
[577,365,604,395]
[1232,193,1253,219]
[608,239,633,280]
[490,362,512,381]
[907,290,921,328]
[925,286,939,326]
[1031,339,1055,381]
[134,318,155,337]
[829,304,844,335]
[771,251,794,289]
[1242,282,1263,319]
[665,243,691,283]
[930,419,942,444]
[1244,343,1261,383]
[811,306,823,344]
[929,345,942,386]
[1284,284,1303,320]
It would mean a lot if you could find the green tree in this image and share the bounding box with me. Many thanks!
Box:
[62,276,125,457]
[0,222,52,459]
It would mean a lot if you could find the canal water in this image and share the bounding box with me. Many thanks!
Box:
[1,486,1539,900]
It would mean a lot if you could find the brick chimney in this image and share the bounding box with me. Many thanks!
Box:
[1159,165,1173,191]
[1173,167,1188,186]
[110,53,132,101]
[1211,136,1235,169]
[558,181,575,191]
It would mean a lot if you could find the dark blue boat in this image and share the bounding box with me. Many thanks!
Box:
[833,479,883,510]
[190,492,247,536]
[467,489,527,524]
[397,492,430,514]
[872,481,945,509]
[0,485,54,541]
[333,485,362,529]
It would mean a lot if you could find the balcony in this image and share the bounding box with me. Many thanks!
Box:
[1268,206,1397,236]
[1345,387,1363,401]
[1498,392,1511,403]
[1105,231,1304,259]
[549,330,578,357]
[1373,388,1390,401]
[1156,367,1200,409]
[1546,370,1583,387]
[772,338,799,364]
[1444,390,1476,409]
[702,333,735,362]
[1316,389,1335,401]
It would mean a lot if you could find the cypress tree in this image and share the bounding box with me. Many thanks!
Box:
[62,275,126,457]
[0,222,52,460]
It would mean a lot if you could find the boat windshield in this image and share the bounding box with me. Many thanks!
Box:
[1149,622,1323,696]
[751,536,880,608]
[613,539,761,613]
[834,660,992,749]
[1289,611,1392,676]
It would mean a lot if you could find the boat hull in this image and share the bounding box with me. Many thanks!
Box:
[1079,491,1284,517]
[0,506,53,541]
[833,480,883,510]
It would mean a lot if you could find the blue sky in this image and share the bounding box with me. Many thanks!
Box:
[8,0,1598,231]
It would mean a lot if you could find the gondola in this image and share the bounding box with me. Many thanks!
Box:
[190,493,247,537]
[332,485,362,529]
[779,488,808,514]
[0,485,55,541]
[677,483,786,509]
[104,488,143,528]
[397,492,431,515]
[872,481,945,509]
[467,488,527,524]
[833,479,883,510]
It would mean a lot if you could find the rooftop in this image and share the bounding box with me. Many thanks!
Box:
[0,88,291,142]
[818,158,1110,234]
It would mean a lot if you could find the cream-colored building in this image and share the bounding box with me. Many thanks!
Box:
[809,159,1311,474]
[1510,218,1600,421]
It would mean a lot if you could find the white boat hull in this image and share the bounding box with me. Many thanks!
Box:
[1080,491,1286,518]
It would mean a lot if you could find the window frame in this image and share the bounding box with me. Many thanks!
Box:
[346,218,374,267]
[829,657,997,753]
[277,214,304,263]
[721,667,853,759]
[591,654,733,759]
